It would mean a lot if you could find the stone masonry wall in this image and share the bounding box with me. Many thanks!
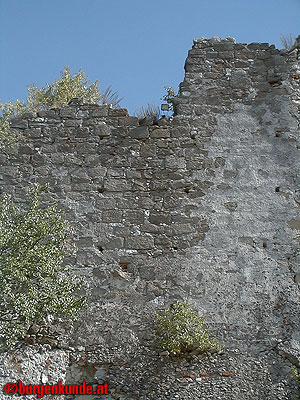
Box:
[0,37,300,400]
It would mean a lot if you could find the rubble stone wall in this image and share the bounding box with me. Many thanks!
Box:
[0,37,300,400]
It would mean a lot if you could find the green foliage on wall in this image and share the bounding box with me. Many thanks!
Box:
[0,67,121,148]
[0,184,86,348]
[155,301,221,356]
[162,86,176,112]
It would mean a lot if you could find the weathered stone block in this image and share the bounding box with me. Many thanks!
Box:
[157,117,170,126]
[76,143,97,154]
[123,210,145,224]
[104,179,131,191]
[84,155,103,167]
[102,210,123,223]
[77,237,94,247]
[223,169,238,178]
[129,127,149,139]
[166,224,194,236]
[230,70,252,89]
[108,108,129,117]
[165,156,186,169]
[125,235,154,249]
[50,153,64,164]
[214,157,226,167]
[138,197,155,209]
[71,175,91,184]
[104,237,124,250]
[118,116,139,127]
[31,154,46,166]
[107,168,125,178]
[21,111,37,119]
[76,109,89,118]
[287,220,300,230]
[94,123,111,138]
[116,197,138,209]
[171,126,189,137]
[18,145,36,155]
[154,234,172,247]
[140,224,164,233]
[224,202,238,211]
[126,170,142,179]
[10,118,28,129]
[24,128,42,139]
[149,212,172,225]
[150,128,170,138]
[74,127,90,138]
[38,110,60,119]
[91,106,109,117]
[87,167,107,178]
[218,51,234,59]
[60,107,76,118]
[64,119,81,127]
[140,144,156,157]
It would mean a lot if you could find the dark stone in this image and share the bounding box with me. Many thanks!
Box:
[108,108,129,117]
[94,123,111,138]
[224,202,238,211]
[129,127,149,139]
[10,118,28,129]
[150,128,170,138]
[118,116,139,127]
[149,212,172,225]
[139,116,154,126]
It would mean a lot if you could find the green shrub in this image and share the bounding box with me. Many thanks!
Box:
[162,86,176,113]
[26,66,101,111]
[0,67,121,147]
[155,301,221,356]
[291,365,300,383]
[0,184,86,348]
[0,100,29,148]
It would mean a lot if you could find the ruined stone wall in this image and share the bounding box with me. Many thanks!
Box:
[174,37,300,346]
[1,38,300,400]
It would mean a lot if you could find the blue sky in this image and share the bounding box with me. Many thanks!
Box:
[0,0,299,115]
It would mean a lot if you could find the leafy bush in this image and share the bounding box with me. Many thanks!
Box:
[162,86,176,113]
[291,365,300,382]
[0,67,121,147]
[155,301,221,356]
[0,100,28,148]
[26,67,102,111]
[0,184,86,348]
[291,365,300,398]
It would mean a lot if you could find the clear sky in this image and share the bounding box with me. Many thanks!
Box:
[0,0,299,115]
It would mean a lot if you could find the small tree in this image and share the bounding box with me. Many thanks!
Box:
[0,67,121,147]
[162,86,177,113]
[0,184,86,348]
[155,301,221,356]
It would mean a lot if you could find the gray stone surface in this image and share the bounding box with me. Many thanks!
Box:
[0,36,300,399]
